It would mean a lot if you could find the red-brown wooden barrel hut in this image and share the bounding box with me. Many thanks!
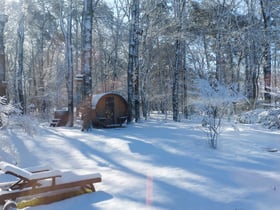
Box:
[91,92,128,127]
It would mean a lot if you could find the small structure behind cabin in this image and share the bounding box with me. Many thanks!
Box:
[50,110,69,127]
[91,92,128,127]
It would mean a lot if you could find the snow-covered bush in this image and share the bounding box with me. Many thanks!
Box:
[9,114,40,136]
[0,96,40,162]
[237,109,264,124]
[0,96,21,162]
[0,96,21,129]
[237,108,280,129]
[258,109,280,129]
[0,96,39,135]
[193,79,244,149]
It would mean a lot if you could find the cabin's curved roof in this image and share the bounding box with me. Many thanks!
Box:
[91,92,127,109]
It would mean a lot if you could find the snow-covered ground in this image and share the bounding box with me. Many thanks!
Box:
[1,115,280,210]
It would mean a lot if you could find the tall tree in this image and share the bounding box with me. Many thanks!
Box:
[60,0,74,126]
[127,0,140,123]
[81,0,95,130]
[172,0,185,122]
[244,0,261,109]
[0,14,8,97]
[134,0,140,122]
[81,0,93,97]
[17,4,25,113]
[260,0,272,104]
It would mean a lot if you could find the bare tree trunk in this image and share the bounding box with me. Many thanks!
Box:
[127,0,139,123]
[134,0,140,122]
[81,0,93,97]
[17,12,25,113]
[245,33,259,109]
[182,42,188,119]
[215,32,222,83]
[242,0,260,109]
[37,17,47,115]
[173,0,185,122]
[140,25,149,120]
[173,38,180,122]
[260,0,272,104]
[66,12,74,127]
[0,14,8,97]
[60,0,74,126]
[81,0,94,130]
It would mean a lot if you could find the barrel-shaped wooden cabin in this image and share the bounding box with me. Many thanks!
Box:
[91,92,128,127]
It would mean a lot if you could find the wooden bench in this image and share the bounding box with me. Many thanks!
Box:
[50,119,60,127]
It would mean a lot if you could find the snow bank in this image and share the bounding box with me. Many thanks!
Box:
[237,108,280,129]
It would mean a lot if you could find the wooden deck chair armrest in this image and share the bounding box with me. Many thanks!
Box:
[28,173,62,188]
[33,175,61,187]
[30,170,62,182]
[34,174,62,181]
[24,165,53,173]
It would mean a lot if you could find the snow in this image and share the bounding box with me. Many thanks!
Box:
[0,161,34,178]
[91,92,126,109]
[237,108,280,129]
[1,115,280,210]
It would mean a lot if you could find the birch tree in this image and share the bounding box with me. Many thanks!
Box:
[127,0,140,123]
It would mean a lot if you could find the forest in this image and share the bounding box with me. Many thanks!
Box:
[1,1,280,209]
[0,0,279,127]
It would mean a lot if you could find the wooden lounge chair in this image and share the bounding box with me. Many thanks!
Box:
[0,161,102,209]
[0,161,62,190]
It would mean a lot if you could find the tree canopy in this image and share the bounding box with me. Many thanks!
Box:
[1,0,279,123]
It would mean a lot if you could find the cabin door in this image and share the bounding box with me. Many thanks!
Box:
[105,97,115,124]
